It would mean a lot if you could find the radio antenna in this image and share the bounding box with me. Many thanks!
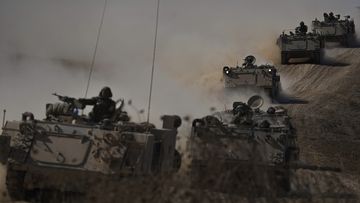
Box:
[84,0,108,98]
[146,0,160,123]
[2,109,6,128]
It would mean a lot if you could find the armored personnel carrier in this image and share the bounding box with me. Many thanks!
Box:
[188,95,340,195]
[0,93,182,201]
[277,31,322,64]
[223,55,281,98]
[312,13,356,47]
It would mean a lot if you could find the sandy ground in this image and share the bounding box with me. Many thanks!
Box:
[279,48,360,175]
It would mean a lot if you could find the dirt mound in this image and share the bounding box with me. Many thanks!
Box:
[278,48,360,175]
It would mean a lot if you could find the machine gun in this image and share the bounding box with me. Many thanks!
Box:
[52,93,85,109]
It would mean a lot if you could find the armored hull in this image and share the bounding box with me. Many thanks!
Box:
[223,64,281,98]
[277,33,321,64]
[0,109,181,201]
[187,96,343,196]
[188,96,297,194]
[312,17,356,47]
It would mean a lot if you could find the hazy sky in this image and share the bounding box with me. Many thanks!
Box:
[0,0,359,126]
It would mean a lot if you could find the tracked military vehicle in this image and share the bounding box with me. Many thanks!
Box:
[223,56,281,98]
[188,95,340,195]
[0,93,182,201]
[312,14,356,47]
[277,31,322,64]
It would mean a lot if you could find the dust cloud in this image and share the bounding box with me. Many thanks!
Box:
[0,1,360,202]
[0,1,359,127]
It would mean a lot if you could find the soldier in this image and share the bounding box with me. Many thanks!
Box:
[295,21,308,35]
[323,12,329,23]
[78,86,116,122]
[232,102,253,125]
[328,12,336,22]
[242,55,256,68]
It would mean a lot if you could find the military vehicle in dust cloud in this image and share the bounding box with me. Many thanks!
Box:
[312,13,356,47]
[277,31,322,64]
[188,95,341,195]
[0,93,182,201]
[223,55,281,98]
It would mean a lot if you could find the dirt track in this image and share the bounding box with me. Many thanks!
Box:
[278,48,360,175]
[276,48,360,197]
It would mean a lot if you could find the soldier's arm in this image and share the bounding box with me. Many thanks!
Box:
[78,97,97,106]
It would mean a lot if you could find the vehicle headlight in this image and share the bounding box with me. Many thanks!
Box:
[223,66,231,75]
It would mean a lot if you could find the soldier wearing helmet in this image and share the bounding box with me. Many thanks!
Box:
[232,102,253,125]
[78,86,116,122]
[323,12,329,23]
[328,12,336,22]
[296,21,308,35]
[242,55,256,69]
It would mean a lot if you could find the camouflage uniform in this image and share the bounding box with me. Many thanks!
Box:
[79,87,116,122]
[323,13,329,23]
[328,12,336,22]
[242,55,256,69]
[296,22,308,35]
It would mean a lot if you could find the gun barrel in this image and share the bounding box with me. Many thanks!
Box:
[52,93,77,105]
